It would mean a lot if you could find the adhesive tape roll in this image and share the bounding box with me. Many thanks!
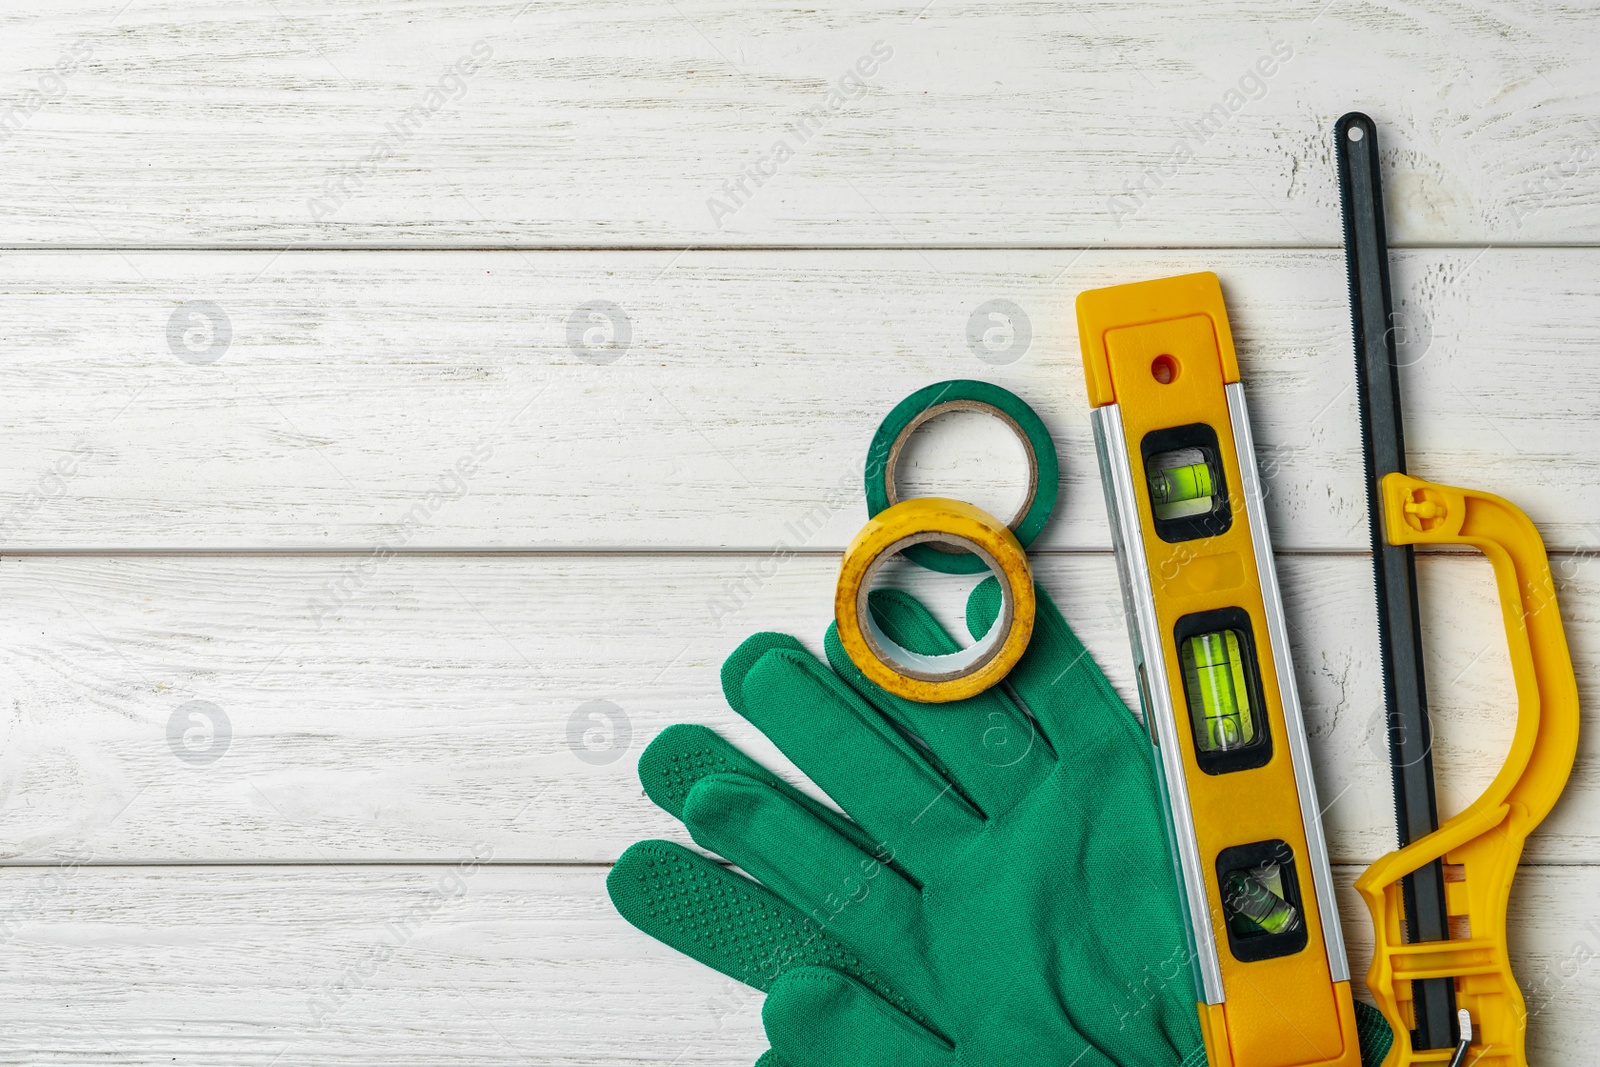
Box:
[834,497,1035,703]
[864,380,1059,575]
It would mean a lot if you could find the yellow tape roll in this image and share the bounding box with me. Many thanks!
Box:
[834,497,1035,703]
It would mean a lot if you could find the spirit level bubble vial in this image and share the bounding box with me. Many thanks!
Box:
[1077,273,1361,1067]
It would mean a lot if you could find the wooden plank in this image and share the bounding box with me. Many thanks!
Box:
[0,248,1595,551]
[3,2,1599,246]
[0,862,1592,1065]
[1,551,1592,866]
[0,864,766,1066]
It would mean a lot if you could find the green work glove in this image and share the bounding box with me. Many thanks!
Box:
[608,579,1394,1066]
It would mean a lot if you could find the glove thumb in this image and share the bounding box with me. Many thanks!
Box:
[763,966,953,1067]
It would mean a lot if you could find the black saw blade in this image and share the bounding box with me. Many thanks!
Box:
[1335,111,1458,1052]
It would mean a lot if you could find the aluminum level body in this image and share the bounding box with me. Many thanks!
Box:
[1076,271,1360,1067]
[1091,388,1347,1002]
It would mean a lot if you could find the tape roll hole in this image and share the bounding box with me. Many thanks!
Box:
[858,531,1015,682]
[890,403,1036,546]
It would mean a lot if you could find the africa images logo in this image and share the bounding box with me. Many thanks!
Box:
[705,41,894,229]
[306,40,494,222]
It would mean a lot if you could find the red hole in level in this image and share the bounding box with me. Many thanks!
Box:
[1151,354,1179,384]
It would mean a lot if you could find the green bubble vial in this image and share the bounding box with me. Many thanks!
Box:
[1150,460,1213,505]
[1180,629,1257,753]
[1147,447,1219,521]
[1222,865,1301,938]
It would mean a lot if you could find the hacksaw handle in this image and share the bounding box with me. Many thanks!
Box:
[1355,474,1580,1067]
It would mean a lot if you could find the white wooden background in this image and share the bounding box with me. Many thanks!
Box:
[1,2,1597,1063]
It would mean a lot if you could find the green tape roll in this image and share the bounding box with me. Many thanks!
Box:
[864,380,1059,574]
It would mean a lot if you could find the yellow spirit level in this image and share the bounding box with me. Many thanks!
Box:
[1077,272,1362,1067]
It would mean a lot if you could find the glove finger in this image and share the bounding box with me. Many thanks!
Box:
[1354,1000,1394,1067]
[968,581,1180,899]
[637,724,880,857]
[683,773,928,997]
[723,633,983,876]
[967,577,1146,758]
[608,839,886,995]
[764,967,954,1067]
[824,588,1056,820]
